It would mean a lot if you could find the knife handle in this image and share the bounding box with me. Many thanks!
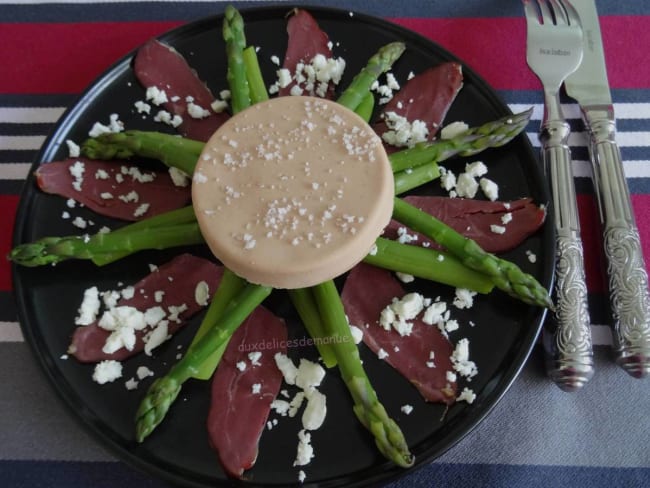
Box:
[540,119,594,391]
[583,106,650,378]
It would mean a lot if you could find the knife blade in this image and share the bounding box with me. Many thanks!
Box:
[565,0,650,378]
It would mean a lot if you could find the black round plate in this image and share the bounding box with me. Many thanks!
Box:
[12,5,553,488]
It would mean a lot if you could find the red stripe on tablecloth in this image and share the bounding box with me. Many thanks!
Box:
[2,16,649,94]
[0,22,181,94]
[0,196,19,292]
[391,16,650,90]
[578,193,606,294]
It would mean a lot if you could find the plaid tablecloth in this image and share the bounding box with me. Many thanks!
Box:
[1,1,649,487]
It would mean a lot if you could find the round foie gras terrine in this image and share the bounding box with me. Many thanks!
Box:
[192,96,394,288]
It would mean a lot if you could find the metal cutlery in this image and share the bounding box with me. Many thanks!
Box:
[564,0,650,379]
[524,0,594,390]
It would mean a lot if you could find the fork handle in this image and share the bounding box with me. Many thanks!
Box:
[540,118,594,391]
[582,105,650,378]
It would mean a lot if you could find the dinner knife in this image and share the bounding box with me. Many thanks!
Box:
[565,0,650,378]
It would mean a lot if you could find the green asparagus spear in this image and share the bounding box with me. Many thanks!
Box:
[188,268,247,380]
[392,197,553,308]
[355,92,376,123]
[223,5,250,114]
[336,42,406,112]
[8,222,204,267]
[364,237,495,293]
[288,288,338,368]
[311,280,414,467]
[81,131,203,175]
[243,45,269,104]
[135,282,272,442]
[389,108,533,173]
[393,162,441,195]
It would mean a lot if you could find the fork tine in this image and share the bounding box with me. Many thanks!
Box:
[522,0,540,24]
[558,0,581,26]
[536,0,554,25]
[548,0,568,25]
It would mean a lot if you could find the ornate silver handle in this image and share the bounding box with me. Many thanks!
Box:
[540,114,594,391]
[583,105,650,378]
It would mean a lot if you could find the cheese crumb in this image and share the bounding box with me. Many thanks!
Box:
[294,429,315,466]
[457,387,477,404]
[92,360,123,384]
[400,404,414,415]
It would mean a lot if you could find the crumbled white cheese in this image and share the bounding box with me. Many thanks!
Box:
[169,167,190,187]
[251,383,262,394]
[440,167,457,192]
[526,250,537,263]
[125,377,139,390]
[134,100,151,114]
[349,324,364,344]
[455,172,479,198]
[295,358,326,391]
[440,121,469,139]
[145,86,168,105]
[453,288,477,310]
[490,224,506,234]
[92,360,123,384]
[274,352,299,385]
[194,280,209,306]
[88,114,124,137]
[422,300,447,326]
[154,110,182,127]
[187,101,211,119]
[69,160,85,191]
[294,429,315,466]
[377,348,389,360]
[396,272,415,283]
[457,387,477,404]
[248,351,262,366]
[236,361,247,372]
[75,286,101,326]
[302,389,327,430]
[143,321,169,355]
[480,177,499,201]
[270,399,291,416]
[451,338,478,380]
[465,161,488,178]
[136,366,154,379]
[381,111,429,148]
[270,53,346,98]
[133,203,150,218]
[66,139,81,157]
[400,404,414,415]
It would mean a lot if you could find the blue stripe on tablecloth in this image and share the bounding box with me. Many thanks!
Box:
[501,89,650,105]
[0,460,647,488]
[0,180,26,195]
[0,94,77,107]
[0,293,17,322]
[2,0,649,23]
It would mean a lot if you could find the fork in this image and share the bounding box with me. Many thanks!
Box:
[524,0,594,391]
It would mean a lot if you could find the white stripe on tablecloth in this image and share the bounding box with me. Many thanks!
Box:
[0,163,32,179]
[0,321,615,345]
[0,135,47,151]
[0,322,24,342]
[527,131,650,148]
[510,102,650,121]
[0,107,65,124]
